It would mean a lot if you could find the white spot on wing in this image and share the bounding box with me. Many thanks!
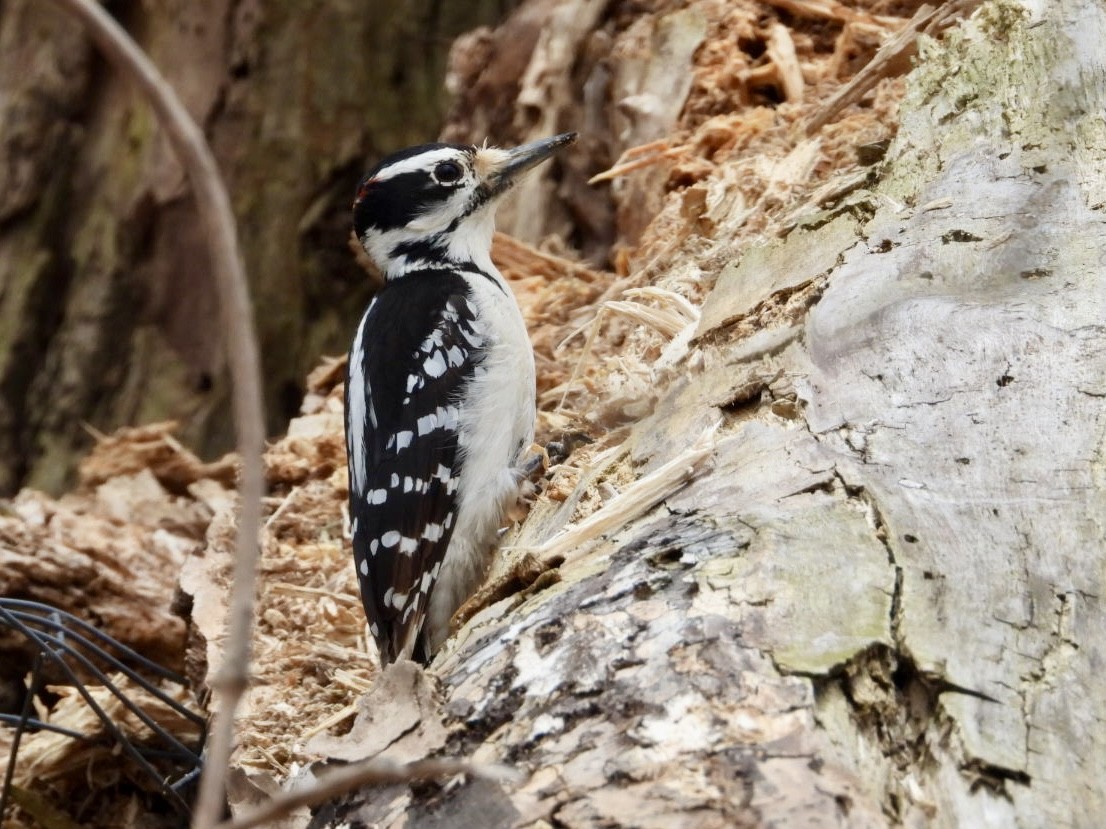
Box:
[446,345,467,367]
[420,329,445,353]
[395,431,413,451]
[359,558,368,576]
[381,530,401,548]
[423,351,446,378]
[417,411,439,436]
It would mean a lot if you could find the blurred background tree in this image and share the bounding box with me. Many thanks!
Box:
[0,0,520,495]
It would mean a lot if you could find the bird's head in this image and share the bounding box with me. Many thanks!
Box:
[353,133,577,279]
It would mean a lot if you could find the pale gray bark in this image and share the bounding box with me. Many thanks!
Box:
[303,1,1106,826]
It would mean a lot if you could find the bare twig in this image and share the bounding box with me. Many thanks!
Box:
[44,2,267,827]
[587,140,684,184]
[214,758,520,829]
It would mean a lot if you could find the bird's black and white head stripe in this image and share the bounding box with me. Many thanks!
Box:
[353,143,498,281]
[352,134,577,282]
[354,144,476,236]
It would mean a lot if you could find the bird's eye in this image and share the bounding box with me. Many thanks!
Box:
[433,161,464,184]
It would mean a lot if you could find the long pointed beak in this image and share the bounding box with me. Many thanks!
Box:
[489,132,577,193]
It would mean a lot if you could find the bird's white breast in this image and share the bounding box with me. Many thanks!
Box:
[424,262,535,649]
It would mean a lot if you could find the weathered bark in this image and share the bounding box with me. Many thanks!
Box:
[788,3,1106,820]
[0,0,516,496]
[295,1,1106,827]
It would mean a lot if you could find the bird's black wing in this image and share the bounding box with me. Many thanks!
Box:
[344,270,483,663]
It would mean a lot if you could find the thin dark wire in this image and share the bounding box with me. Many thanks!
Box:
[5,607,199,725]
[0,608,201,764]
[0,713,202,775]
[0,605,202,769]
[0,651,43,820]
[170,766,203,793]
[1,599,187,683]
[0,620,197,820]
[0,601,204,818]
[4,605,204,727]
[0,712,91,742]
[0,610,188,800]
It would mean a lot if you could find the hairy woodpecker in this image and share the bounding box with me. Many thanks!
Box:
[345,132,577,665]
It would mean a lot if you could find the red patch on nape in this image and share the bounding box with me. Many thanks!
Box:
[354,178,377,205]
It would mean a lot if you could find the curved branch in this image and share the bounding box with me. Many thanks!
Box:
[44,2,267,827]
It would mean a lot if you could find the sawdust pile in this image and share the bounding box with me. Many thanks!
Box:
[0,422,229,670]
[0,0,980,823]
[0,423,222,826]
[180,387,369,782]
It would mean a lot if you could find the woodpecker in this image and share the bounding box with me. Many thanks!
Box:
[345,132,577,665]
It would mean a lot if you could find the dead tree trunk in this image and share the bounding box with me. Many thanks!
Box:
[299,1,1106,826]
